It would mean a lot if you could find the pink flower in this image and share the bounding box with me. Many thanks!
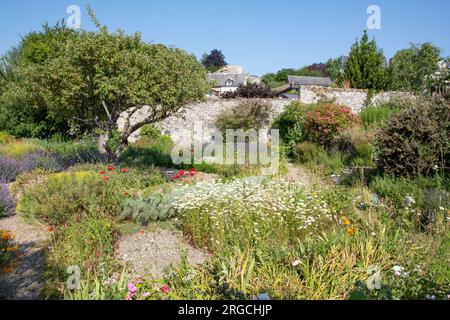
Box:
[160,285,170,294]
[128,282,138,294]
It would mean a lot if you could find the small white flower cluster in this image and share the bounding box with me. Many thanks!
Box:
[173,178,337,242]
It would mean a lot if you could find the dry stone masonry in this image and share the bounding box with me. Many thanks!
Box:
[118,87,415,147]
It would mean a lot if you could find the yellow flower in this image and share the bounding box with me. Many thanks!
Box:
[6,246,18,253]
[347,226,356,236]
[341,216,351,226]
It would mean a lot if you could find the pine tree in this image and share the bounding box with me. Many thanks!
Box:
[343,31,387,90]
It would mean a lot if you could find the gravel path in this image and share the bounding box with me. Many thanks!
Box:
[0,215,47,300]
[285,163,314,185]
[117,229,209,279]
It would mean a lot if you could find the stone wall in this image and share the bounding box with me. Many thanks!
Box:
[299,86,415,113]
[120,98,289,145]
[119,87,415,146]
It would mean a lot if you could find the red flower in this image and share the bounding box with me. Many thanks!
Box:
[120,168,128,173]
[99,170,106,175]
[108,166,115,171]
[160,285,170,294]
[102,176,109,181]
[178,170,185,176]
[172,174,181,180]
[48,227,55,232]
[123,192,130,197]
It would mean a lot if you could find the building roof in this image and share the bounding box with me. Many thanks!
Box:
[287,75,333,87]
[207,73,248,87]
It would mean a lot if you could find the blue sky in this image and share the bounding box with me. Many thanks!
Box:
[1,0,449,75]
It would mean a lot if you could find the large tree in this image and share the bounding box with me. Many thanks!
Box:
[389,43,442,93]
[343,30,387,90]
[201,49,227,72]
[14,25,209,157]
[0,22,76,138]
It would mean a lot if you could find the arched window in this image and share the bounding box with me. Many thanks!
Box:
[225,78,234,86]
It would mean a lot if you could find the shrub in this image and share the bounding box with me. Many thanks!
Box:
[121,135,174,168]
[374,99,450,177]
[370,175,449,226]
[305,103,361,146]
[360,103,401,128]
[140,125,163,141]
[48,216,116,277]
[331,126,374,166]
[0,140,43,159]
[293,142,326,164]
[215,100,273,135]
[120,187,183,224]
[271,101,311,149]
[0,132,14,144]
[17,166,164,226]
[222,83,275,99]
[0,156,23,183]
[0,184,15,217]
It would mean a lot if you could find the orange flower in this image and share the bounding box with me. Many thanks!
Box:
[120,168,129,173]
[2,231,11,240]
[2,266,13,273]
[347,226,356,236]
[341,216,351,226]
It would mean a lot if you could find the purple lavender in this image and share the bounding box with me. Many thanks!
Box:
[0,183,15,217]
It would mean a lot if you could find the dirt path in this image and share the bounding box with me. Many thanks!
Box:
[117,228,208,279]
[285,163,315,185]
[0,215,47,300]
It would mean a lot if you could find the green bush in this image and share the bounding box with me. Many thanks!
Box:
[375,99,450,177]
[331,127,374,166]
[293,142,326,164]
[17,167,164,226]
[215,100,273,135]
[120,187,184,224]
[49,216,115,273]
[271,101,310,148]
[360,103,401,128]
[0,132,14,144]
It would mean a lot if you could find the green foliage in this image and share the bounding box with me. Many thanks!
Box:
[331,126,374,166]
[360,103,401,128]
[140,125,163,141]
[120,187,183,224]
[3,21,208,155]
[389,43,442,92]
[262,63,329,88]
[215,100,273,134]
[375,99,450,177]
[271,101,310,149]
[293,142,326,164]
[16,167,164,226]
[343,31,388,90]
[0,132,14,144]
[0,22,75,138]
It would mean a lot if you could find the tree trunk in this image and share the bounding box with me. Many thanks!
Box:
[98,133,110,155]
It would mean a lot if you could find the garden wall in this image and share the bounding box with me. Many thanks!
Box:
[118,88,415,146]
[118,98,289,145]
[299,86,416,113]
